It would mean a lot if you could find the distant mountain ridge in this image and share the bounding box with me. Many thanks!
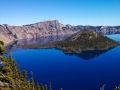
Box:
[0,20,120,44]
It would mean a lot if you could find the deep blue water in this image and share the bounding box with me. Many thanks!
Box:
[10,34,120,90]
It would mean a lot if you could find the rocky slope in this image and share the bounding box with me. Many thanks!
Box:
[0,20,120,44]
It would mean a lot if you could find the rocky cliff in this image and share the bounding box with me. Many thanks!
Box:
[0,20,120,44]
[0,20,76,44]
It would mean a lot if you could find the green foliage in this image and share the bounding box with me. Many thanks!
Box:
[0,40,6,54]
[0,40,4,46]
[0,56,9,64]
[36,83,41,90]
[1,88,10,90]
[1,66,11,74]
[0,46,6,54]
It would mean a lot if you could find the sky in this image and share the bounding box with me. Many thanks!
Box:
[0,0,120,26]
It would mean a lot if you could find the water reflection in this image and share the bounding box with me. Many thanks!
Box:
[5,35,71,51]
[64,47,115,60]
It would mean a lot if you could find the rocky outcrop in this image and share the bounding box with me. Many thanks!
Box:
[0,20,120,44]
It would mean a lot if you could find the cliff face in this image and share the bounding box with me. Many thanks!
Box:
[0,20,78,44]
[0,20,120,44]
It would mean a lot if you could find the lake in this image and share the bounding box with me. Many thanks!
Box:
[9,34,120,90]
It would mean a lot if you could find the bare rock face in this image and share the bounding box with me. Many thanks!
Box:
[0,20,77,44]
[0,20,120,44]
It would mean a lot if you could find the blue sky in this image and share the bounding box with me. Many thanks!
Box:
[0,0,120,26]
